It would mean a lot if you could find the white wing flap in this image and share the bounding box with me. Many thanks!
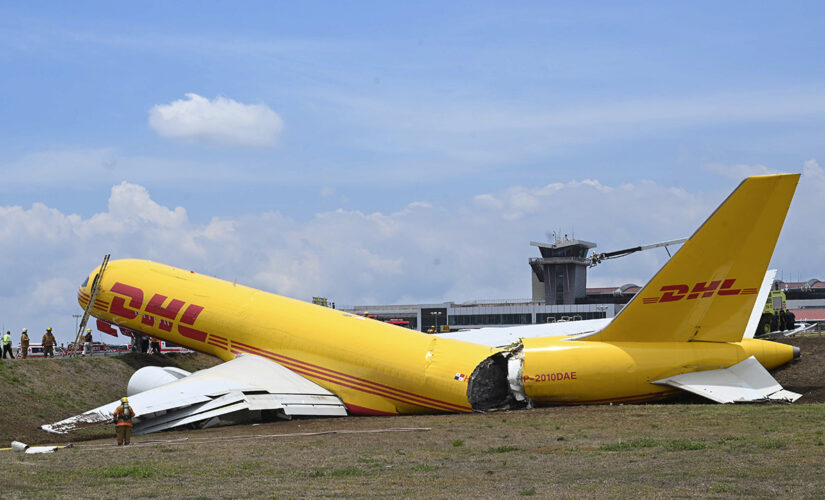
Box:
[132,393,249,433]
[42,353,347,435]
[138,401,250,435]
[243,393,345,411]
[652,356,801,403]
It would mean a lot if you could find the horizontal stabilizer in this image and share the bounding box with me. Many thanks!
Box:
[42,354,347,435]
[652,356,801,403]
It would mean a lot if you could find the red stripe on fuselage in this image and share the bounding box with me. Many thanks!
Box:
[232,341,472,411]
[229,344,470,413]
[208,335,228,346]
[536,389,680,405]
[230,340,469,412]
[345,403,398,416]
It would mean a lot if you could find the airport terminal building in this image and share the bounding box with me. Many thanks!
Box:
[341,237,825,333]
[343,237,635,332]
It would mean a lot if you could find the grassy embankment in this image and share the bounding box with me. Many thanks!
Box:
[0,353,220,446]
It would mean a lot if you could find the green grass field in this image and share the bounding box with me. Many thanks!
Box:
[5,404,825,499]
[2,339,823,498]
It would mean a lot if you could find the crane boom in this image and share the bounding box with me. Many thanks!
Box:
[589,238,687,267]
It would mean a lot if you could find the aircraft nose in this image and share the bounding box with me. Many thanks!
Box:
[793,346,801,359]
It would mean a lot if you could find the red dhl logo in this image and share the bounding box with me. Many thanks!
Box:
[642,279,758,304]
[106,282,209,342]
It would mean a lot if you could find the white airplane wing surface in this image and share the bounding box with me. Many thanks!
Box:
[42,354,347,435]
[652,356,802,403]
[743,269,777,339]
[443,268,780,349]
[435,318,612,347]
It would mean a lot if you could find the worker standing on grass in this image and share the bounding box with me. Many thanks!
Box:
[42,328,56,358]
[20,328,29,358]
[2,331,14,359]
[113,397,137,445]
[83,328,93,356]
[150,337,161,355]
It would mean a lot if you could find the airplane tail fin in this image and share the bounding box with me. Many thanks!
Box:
[583,174,799,343]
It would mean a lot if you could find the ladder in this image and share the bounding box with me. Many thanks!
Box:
[68,254,110,356]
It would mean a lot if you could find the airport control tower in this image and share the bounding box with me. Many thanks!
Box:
[530,237,596,305]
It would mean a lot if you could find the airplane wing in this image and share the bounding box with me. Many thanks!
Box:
[652,356,802,403]
[435,318,612,347]
[42,354,347,435]
[440,268,780,348]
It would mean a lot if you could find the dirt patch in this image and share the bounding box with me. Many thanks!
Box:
[774,336,825,402]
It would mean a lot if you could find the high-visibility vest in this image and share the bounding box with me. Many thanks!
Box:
[2,334,10,346]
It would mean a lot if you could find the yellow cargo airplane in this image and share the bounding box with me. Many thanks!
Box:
[44,174,801,435]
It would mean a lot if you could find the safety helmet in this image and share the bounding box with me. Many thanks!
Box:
[46,327,52,332]
[86,328,92,333]
[121,397,129,403]
[22,328,27,333]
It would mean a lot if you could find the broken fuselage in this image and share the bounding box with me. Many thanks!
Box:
[79,258,795,414]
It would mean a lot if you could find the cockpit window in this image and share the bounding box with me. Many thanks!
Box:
[81,276,89,288]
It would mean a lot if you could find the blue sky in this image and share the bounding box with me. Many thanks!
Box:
[1,2,824,342]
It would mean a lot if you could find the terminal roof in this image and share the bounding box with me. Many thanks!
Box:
[530,239,597,250]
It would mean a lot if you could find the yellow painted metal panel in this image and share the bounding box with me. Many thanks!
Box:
[79,259,498,415]
[521,336,795,404]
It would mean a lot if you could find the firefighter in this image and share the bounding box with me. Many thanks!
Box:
[42,327,56,358]
[20,328,29,358]
[786,308,796,330]
[83,328,93,356]
[113,397,138,445]
[150,337,161,355]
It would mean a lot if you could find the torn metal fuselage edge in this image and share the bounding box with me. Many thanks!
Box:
[467,342,532,411]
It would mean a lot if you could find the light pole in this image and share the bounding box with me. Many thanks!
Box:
[430,311,442,333]
[72,314,81,334]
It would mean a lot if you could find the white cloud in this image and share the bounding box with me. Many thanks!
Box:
[32,277,76,309]
[320,86,825,164]
[106,182,188,228]
[802,158,824,180]
[2,149,119,184]
[772,158,825,277]
[148,93,284,147]
[1,166,821,344]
